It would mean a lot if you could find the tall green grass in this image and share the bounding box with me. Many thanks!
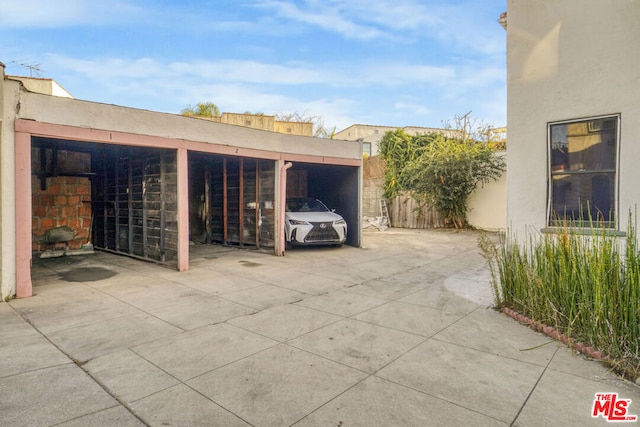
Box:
[479,214,640,379]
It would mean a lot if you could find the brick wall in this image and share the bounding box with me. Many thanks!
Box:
[32,176,92,251]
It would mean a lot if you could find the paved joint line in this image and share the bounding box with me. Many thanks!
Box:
[368,373,508,426]
[288,372,376,426]
[425,304,487,338]
[7,302,151,426]
[510,346,560,426]
[126,347,257,427]
[183,382,256,427]
[47,404,131,427]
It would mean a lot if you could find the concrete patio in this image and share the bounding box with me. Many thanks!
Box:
[1,229,638,426]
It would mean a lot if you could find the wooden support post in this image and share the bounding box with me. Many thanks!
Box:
[114,156,120,252]
[239,158,244,247]
[102,152,108,249]
[223,158,228,244]
[159,153,166,262]
[255,161,260,247]
[204,165,211,242]
[176,148,189,271]
[128,148,134,254]
[142,156,148,258]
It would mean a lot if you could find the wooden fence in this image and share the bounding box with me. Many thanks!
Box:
[363,157,444,228]
[388,193,444,229]
[364,155,505,230]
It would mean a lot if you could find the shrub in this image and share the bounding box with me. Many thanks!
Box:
[379,127,505,229]
[378,129,437,199]
[480,214,640,379]
[400,136,505,228]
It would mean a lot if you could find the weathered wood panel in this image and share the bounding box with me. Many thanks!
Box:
[92,146,178,264]
[389,193,444,229]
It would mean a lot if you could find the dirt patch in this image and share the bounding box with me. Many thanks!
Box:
[238,260,262,267]
[59,267,118,282]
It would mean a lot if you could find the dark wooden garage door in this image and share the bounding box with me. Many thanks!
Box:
[189,154,276,249]
[92,146,178,263]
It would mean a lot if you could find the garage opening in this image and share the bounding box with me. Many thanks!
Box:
[31,137,180,268]
[287,162,360,247]
[29,135,359,279]
[91,145,178,264]
[188,153,276,250]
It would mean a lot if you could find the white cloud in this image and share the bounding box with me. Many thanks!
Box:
[329,0,447,31]
[157,82,357,130]
[476,87,507,127]
[40,50,505,127]
[45,54,460,89]
[394,102,431,116]
[1,0,506,129]
[45,55,341,89]
[253,0,386,40]
[253,0,448,40]
[378,64,455,85]
[40,54,354,121]
[251,0,505,56]
[425,1,506,56]
[0,0,143,28]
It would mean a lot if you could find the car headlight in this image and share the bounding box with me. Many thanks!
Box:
[334,218,346,225]
[288,219,307,225]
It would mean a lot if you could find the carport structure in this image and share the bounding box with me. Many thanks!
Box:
[1,66,362,300]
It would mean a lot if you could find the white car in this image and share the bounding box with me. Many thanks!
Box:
[285,198,347,247]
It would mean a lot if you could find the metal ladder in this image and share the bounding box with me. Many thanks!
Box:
[380,199,391,226]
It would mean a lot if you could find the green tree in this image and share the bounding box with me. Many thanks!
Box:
[181,101,220,117]
[400,135,505,228]
[378,129,438,199]
[379,116,506,229]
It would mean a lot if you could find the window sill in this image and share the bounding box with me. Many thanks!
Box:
[541,227,626,237]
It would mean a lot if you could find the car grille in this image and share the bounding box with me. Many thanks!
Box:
[305,222,339,242]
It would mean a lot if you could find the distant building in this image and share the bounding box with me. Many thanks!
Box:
[334,124,454,157]
[7,75,73,98]
[191,112,314,137]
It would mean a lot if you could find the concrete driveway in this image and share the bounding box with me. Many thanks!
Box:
[1,229,638,426]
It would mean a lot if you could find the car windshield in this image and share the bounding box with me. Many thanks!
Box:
[286,198,329,213]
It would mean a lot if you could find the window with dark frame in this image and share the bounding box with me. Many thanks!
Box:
[548,115,619,227]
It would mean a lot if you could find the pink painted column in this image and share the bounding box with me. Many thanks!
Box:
[276,160,292,256]
[15,131,32,298]
[176,148,189,271]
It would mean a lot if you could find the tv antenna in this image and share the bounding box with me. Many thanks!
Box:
[11,61,43,77]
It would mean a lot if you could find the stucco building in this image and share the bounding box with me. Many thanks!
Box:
[0,65,362,300]
[505,0,639,237]
[199,112,314,137]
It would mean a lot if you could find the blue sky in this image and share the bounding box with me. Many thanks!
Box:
[0,0,507,132]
